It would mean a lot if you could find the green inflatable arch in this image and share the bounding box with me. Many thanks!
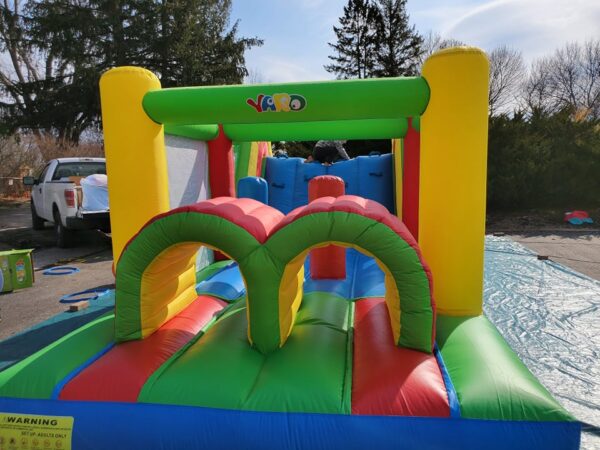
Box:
[116,198,435,354]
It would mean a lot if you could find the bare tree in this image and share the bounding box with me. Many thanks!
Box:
[0,1,45,136]
[244,68,267,85]
[551,43,584,111]
[0,135,41,177]
[522,57,556,115]
[523,39,600,119]
[488,45,525,116]
[580,39,600,118]
[417,31,464,70]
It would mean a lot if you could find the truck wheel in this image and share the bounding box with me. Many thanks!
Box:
[31,200,45,230]
[53,208,74,248]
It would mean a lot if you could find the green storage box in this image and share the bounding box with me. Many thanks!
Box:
[0,254,11,292]
[0,249,34,292]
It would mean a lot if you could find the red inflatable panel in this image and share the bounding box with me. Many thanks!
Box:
[59,296,227,402]
[208,125,235,198]
[208,125,235,261]
[402,119,420,240]
[277,195,416,248]
[308,176,346,279]
[189,197,284,243]
[121,198,284,259]
[256,142,269,177]
[310,246,345,279]
[308,175,346,200]
[352,298,449,416]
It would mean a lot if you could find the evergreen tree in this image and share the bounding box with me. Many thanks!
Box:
[0,0,262,142]
[325,0,381,79]
[145,0,262,87]
[372,0,423,76]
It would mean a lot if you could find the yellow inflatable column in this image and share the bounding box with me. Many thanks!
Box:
[420,48,489,316]
[248,142,259,177]
[100,67,170,264]
[391,138,403,219]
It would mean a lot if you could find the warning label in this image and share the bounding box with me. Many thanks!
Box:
[0,412,73,450]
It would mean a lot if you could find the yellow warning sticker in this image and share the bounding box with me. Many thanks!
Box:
[0,412,73,450]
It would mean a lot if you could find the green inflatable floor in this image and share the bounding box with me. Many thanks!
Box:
[139,292,354,414]
[437,315,573,422]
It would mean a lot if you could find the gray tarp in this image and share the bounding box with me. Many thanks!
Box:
[485,236,599,449]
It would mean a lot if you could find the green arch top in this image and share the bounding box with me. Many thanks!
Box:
[143,77,430,126]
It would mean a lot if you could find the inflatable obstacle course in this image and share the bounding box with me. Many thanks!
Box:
[0,47,580,449]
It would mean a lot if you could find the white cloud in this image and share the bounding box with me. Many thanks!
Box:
[409,0,481,33]
[440,0,600,60]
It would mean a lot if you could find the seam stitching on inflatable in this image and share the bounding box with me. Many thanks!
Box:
[342,301,355,414]
[433,343,461,418]
[51,342,115,400]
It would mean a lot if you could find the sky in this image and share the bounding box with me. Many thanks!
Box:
[231,0,600,83]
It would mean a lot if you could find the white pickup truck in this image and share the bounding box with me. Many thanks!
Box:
[23,157,110,247]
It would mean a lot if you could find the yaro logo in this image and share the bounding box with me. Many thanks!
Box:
[247,93,307,113]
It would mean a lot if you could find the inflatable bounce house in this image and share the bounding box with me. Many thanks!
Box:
[0,48,580,449]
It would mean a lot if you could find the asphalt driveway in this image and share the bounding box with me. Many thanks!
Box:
[0,201,114,340]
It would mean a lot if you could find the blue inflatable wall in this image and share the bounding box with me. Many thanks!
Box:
[238,177,269,204]
[264,154,395,214]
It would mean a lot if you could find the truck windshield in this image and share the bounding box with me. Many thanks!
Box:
[52,162,106,181]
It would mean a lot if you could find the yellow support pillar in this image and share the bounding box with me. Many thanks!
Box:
[419,48,489,316]
[391,138,403,219]
[100,67,170,264]
[248,142,259,177]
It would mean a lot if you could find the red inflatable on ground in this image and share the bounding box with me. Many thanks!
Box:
[564,210,593,225]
